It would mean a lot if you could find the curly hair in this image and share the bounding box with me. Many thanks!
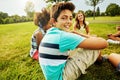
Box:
[33,12,41,26]
[33,8,50,28]
[51,2,75,21]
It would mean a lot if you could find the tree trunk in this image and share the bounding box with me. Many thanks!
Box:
[93,6,96,20]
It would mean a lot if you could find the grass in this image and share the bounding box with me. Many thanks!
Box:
[0,22,45,80]
[86,16,120,24]
[86,16,120,21]
[0,16,120,80]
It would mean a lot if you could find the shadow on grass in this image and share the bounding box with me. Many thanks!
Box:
[77,61,120,80]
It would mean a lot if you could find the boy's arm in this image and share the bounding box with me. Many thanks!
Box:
[77,37,108,50]
[67,30,108,50]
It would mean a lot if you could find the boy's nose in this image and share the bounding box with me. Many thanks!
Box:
[66,19,71,24]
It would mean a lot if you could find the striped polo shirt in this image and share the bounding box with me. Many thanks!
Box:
[30,27,45,58]
[39,27,85,80]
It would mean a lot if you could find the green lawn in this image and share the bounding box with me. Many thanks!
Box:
[0,16,120,80]
[86,16,120,21]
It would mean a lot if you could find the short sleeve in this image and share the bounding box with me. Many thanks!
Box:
[59,31,86,52]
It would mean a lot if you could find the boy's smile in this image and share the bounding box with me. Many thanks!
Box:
[55,9,73,31]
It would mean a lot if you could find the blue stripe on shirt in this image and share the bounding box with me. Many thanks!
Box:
[40,43,59,49]
[39,53,68,60]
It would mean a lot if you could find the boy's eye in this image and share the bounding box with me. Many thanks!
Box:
[70,17,73,21]
[61,17,67,20]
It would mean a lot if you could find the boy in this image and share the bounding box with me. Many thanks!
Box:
[30,8,52,60]
[39,2,108,80]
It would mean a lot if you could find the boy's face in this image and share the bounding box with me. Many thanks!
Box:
[55,9,73,31]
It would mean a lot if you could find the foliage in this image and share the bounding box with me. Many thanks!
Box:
[45,0,70,3]
[96,7,100,16]
[100,12,106,16]
[0,12,9,24]
[0,11,33,24]
[85,0,104,19]
[46,3,53,10]
[0,12,8,19]
[106,3,120,16]
[85,10,93,17]
[0,1,34,24]
[24,1,34,18]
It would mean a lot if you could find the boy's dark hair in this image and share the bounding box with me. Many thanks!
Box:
[38,8,50,28]
[51,2,75,21]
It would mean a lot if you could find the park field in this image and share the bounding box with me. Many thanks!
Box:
[0,16,120,80]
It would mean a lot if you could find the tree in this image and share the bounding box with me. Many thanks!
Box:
[85,10,93,17]
[96,7,100,16]
[45,0,70,3]
[24,1,34,18]
[0,12,8,19]
[100,12,106,16]
[85,0,104,19]
[0,12,9,24]
[106,3,120,16]
[45,0,71,12]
